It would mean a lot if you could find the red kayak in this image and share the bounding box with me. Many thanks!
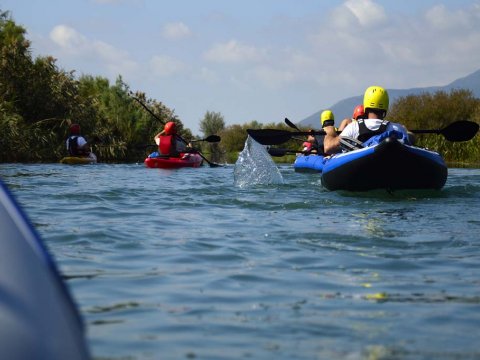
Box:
[144,152,203,169]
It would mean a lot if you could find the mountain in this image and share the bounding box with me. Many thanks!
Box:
[299,69,480,128]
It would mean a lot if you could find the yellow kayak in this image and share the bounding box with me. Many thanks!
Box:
[60,153,97,165]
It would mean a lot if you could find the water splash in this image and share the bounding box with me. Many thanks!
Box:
[233,136,284,187]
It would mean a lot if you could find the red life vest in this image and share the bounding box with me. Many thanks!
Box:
[158,135,179,157]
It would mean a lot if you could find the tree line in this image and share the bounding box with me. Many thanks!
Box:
[1,10,479,165]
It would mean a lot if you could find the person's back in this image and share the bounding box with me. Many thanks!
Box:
[155,121,187,157]
[66,124,90,156]
[323,86,410,154]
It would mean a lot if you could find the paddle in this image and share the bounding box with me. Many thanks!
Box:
[248,120,479,145]
[246,129,327,145]
[130,93,222,167]
[410,120,479,142]
[285,117,301,131]
[268,148,306,157]
[190,135,221,143]
[284,119,308,142]
[135,135,221,149]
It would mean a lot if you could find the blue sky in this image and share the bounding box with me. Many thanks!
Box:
[2,0,480,134]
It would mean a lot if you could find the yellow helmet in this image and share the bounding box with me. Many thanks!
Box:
[320,110,335,127]
[363,86,389,113]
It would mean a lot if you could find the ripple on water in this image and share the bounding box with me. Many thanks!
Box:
[2,164,480,359]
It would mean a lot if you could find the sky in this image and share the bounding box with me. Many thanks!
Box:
[2,0,480,134]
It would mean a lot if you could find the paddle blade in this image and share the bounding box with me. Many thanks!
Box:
[285,117,300,130]
[204,135,221,143]
[268,148,290,157]
[442,120,479,142]
[246,129,295,145]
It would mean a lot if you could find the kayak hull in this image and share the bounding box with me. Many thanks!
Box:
[294,154,325,173]
[144,152,203,169]
[0,179,90,359]
[60,153,97,165]
[321,137,448,191]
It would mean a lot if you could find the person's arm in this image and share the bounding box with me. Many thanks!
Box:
[323,126,341,154]
[338,118,352,132]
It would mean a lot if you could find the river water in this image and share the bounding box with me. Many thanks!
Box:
[1,157,480,359]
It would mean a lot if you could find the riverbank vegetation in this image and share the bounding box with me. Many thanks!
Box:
[1,10,479,164]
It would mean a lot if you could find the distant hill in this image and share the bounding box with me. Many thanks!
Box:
[299,68,480,128]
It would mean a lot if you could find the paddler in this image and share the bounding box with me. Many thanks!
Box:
[323,86,411,154]
[352,104,365,121]
[66,123,96,160]
[334,104,366,137]
[304,109,336,155]
[154,121,192,157]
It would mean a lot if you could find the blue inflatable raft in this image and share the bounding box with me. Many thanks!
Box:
[0,179,90,359]
[294,154,326,173]
[321,137,447,191]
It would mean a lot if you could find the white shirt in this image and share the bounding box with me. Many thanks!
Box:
[340,119,409,140]
[66,135,87,150]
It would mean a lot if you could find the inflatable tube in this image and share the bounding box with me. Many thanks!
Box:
[321,137,447,191]
[144,152,203,169]
[293,154,326,173]
[0,179,90,359]
[60,153,97,165]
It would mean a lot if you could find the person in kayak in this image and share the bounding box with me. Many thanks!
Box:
[66,124,92,157]
[304,110,335,155]
[352,104,365,121]
[335,104,366,136]
[154,121,191,157]
[323,86,410,154]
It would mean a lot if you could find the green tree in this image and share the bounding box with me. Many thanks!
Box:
[199,111,226,163]
[388,89,480,163]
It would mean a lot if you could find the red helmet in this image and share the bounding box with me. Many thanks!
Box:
[352,105,365,120]
[70,124,80,134]
[164,121,176,135]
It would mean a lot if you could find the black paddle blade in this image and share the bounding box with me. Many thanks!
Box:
[285,117,300,130]
[204,135,221,143]
[442,120,479,142]
[268,148,291,157]
[247,129,298,145]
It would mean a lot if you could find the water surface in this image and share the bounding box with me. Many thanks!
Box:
[1,163,480,360]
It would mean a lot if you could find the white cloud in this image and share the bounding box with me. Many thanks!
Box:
[161,22,191,40]
[343,0,387,27]
[249,66,295,89]
[203,40,265,64]
[50,25,88,50]
[49,25,138,77]
[195,67,220,83]
[150,55,185,77]
[425,4,480,31]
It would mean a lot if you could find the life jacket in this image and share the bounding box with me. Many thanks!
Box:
[67,136,89,156]
[312,135,326,154]
[357,119,389,143]
[158,135,180,157]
